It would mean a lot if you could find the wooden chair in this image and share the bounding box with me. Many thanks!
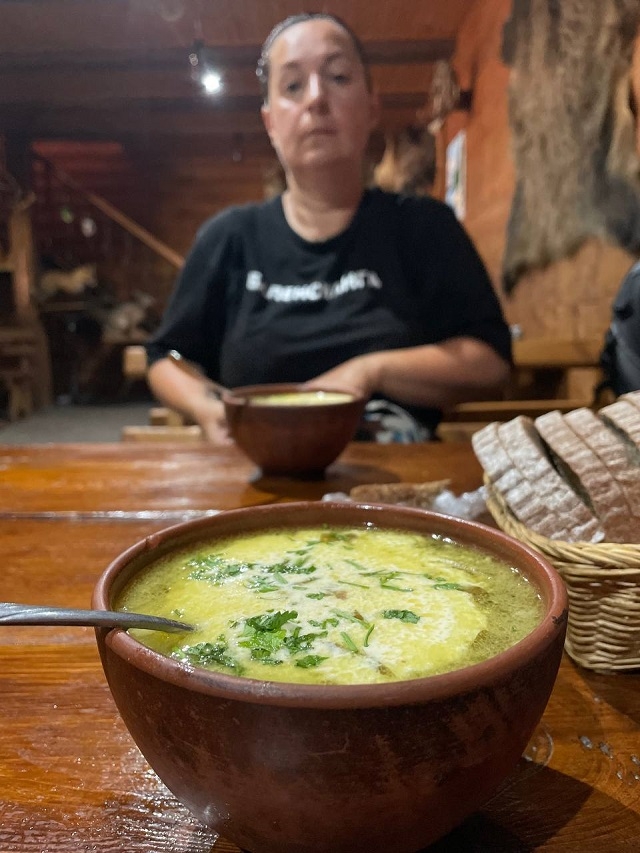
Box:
[121,424,204,442]
[121,344,190,428]
[0,329,38,421]
[122,344,148,380]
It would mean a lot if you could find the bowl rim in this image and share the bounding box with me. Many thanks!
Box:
[221,382,367,409]
[94,501,568,709]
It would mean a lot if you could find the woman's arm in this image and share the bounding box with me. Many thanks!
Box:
[305,337,510,411]
[147,358,231,445]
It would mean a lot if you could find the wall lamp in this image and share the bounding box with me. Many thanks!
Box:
[189,40,224,96]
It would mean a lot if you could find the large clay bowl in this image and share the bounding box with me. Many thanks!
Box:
[221,383,367,476]
[93,502,568,853]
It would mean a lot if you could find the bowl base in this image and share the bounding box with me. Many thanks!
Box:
[252,468,328,482]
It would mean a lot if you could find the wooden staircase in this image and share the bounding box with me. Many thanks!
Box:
[1,146,185,417]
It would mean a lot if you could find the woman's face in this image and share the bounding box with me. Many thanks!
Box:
[261,19,379,174]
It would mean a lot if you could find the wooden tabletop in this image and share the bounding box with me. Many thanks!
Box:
[0,441,638,852]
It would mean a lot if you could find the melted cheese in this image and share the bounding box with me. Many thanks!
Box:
[119,526,543,685]
[248,391,354,406]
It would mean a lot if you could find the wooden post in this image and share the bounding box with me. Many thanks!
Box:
[3,135,53,407]
[9,191,36,321]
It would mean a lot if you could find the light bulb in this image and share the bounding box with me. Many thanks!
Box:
[201,70,222,95]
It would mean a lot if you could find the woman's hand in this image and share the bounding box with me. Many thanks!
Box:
[303,339,510,410]
[147,357,233,446]
[304,353,380,399]
[192,396,233,445]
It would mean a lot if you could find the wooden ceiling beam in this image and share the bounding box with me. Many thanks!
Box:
[0,100,424,140]
[0,63,433,106]
[0,39,454,73]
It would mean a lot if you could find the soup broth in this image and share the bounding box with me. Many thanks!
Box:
[248,391,354,406]
[117,526,544,685]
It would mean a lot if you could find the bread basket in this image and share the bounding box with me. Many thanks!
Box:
[484,476,640,672]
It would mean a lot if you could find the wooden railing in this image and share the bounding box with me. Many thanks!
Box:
[32,154,183,271]
[24,155,187,405]
[31,153,184,314]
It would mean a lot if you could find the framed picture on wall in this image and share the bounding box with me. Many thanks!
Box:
[445,130,466,221]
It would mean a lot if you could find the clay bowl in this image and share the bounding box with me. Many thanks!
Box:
[93,501,567,853]
[221,383,367,477]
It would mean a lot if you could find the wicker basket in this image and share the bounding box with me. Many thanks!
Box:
[484,476,640,672]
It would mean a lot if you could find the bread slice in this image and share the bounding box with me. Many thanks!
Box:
[472,420,603,542]
[535,410,634,543]
[497,416,604,542]
[599,399,640,461]
[620,390,640,413]
[564,407,640,520]
[472,422,552,533]
[349,480,451,508]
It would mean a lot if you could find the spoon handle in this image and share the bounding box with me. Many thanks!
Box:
[0,602,192,633]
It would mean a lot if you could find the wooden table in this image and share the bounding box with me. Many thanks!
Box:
[0,442,638,852]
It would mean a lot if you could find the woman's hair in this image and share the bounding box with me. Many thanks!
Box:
[256,12,371,103]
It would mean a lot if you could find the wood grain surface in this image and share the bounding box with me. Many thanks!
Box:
[0,442,638,852]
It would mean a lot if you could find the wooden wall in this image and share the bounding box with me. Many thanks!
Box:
[128,135,278,256]
[447,0,637,355]
[23,0,640,371]
[32,136,278,256]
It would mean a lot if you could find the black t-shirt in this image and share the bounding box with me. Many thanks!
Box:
[147,188,511,433]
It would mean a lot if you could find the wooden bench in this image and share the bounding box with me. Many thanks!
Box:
[124,339,609,441]
[121,424,204,442]
[440,337,608,440]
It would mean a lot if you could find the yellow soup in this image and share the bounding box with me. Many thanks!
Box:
[118,526,544,685]
[248,391,354,406]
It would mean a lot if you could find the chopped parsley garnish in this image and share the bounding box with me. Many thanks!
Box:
[245,610,297,631]
[363,624,375,647]
[340,632,359,653]
[175,639,244,673]
[310,617,340,629]
[245,575,282,593]
[187,556,245,585]
[333,609,363,624]
[379,572,413,592]
[284,631,327,653]
[318,529,356,544]
[295,655,328,668]
[382,610,420,623]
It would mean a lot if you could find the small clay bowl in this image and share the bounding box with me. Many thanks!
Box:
[221,383,367,477]
[93,501,568,853]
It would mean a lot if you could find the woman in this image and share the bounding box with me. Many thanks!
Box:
[146,13,511,444]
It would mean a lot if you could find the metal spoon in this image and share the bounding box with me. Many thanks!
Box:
[0,602,193,633]
[168,350,233,399]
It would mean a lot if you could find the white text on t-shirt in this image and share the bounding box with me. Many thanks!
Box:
[245,269,382,302]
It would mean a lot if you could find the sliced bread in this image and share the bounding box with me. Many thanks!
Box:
[349,480,451,508]
[497,416,604,543]
[620,390,640,412]
[598,398,640,459]
[534,410,634,543]
[564,407,640,520]
[472,422,555,534]
[472,419,603,542]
